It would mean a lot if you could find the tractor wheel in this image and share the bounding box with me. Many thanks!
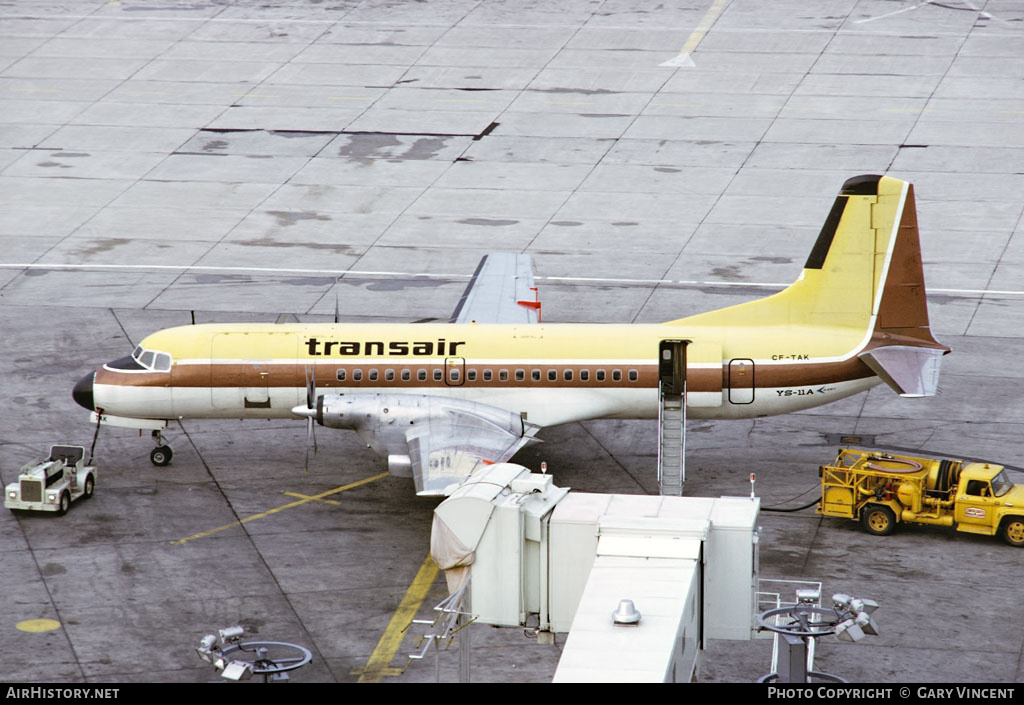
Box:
[860,505,896,536]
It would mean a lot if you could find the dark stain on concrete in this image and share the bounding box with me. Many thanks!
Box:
[265,210,332,226]
[457,218,519,226]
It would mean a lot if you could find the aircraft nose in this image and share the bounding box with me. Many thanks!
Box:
[73,372,95,411]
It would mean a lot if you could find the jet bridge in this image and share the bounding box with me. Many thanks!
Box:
[430,463,760,683]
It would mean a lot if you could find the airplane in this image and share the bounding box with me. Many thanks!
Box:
[73,174,949,495]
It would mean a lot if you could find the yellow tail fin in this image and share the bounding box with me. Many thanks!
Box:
[669,174,948,395]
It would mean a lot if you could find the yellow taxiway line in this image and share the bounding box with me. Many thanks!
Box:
[170,472,388,546]
[354,554,440,683]
[674,0,730,60]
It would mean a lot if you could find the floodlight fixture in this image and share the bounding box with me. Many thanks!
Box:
[219,626,244,645]
[796,587,820,604]
[835,618,865,643]
[221,661,253,681]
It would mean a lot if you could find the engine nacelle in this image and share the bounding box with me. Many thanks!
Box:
[387,454,413,477]
[302,393,536,493]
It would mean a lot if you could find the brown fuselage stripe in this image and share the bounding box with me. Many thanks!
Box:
[96,356,877,391]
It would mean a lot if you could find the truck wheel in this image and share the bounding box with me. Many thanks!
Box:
[57,491,71,516]
[150,446,172,467]
[83,475,95,499]
[1001,517,1024,547]
[861,505,896,536]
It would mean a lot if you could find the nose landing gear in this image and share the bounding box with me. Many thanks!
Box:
[150,430,173,467]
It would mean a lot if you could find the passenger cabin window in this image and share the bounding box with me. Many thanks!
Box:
[564,370,573,382]
[337,369,346,382]
[402,369,411,381]
[368,369,378,382]
[433,369,443,382]
[580,369,590,382]
[418,369,427,382]
[612,370,622,382]
[353,369,363,381]
[628,370,638,382]
[467,370,477,382]
[515,370,525,382]
[499,370,509,382]
[385,369,395,381]
[532,369,541,382]
[483,370,493,382]
[596,369,606,382]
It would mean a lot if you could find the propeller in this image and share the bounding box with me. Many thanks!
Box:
[305,365,316,411]
[303,366,318,471]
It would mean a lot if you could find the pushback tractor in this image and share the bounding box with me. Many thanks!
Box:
[817,449,1024,546]
[4,445,96,515]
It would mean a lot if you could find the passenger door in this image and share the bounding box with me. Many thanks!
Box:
[728,358,754,405]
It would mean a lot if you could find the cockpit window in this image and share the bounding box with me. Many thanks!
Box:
[154,353,172,372]
[129,345,173,372]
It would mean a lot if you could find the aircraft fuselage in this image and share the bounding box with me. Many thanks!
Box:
[78,320,883,427]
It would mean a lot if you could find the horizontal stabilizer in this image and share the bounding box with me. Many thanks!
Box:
[858,346,944,397]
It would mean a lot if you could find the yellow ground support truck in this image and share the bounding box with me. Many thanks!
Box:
[818,449,1024,546]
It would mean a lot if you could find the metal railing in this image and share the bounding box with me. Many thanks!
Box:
[409,581,474,683]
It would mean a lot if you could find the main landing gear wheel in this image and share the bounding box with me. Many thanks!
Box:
[861,505,896,536]
[150,445,173,467]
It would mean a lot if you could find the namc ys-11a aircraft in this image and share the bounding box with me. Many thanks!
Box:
[73,175,948,495]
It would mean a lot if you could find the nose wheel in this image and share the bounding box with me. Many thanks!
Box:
[150,431,173,467]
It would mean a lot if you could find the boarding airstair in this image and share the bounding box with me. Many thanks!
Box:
[658,340,687,496]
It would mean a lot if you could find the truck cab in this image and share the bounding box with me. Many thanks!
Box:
[953,464,1024,542]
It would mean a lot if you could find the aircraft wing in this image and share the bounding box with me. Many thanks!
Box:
[406,409,543,495]
[449,253,540,324]
[304,393,542,496]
